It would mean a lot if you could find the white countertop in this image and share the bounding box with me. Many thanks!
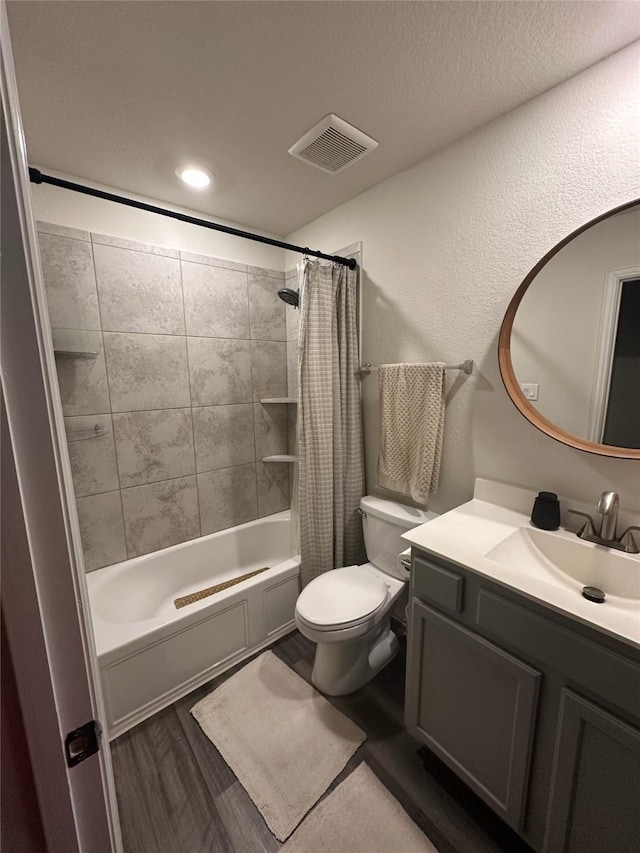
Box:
[402,481,640,651]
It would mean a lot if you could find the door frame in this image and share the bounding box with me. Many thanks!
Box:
[1,5,122,850]
[587,265,640,443]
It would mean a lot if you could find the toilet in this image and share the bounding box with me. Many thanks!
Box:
[295,495,436,696]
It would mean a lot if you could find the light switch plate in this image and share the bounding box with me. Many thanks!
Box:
[520,383,539,401]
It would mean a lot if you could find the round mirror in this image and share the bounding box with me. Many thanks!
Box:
[499,200,640,459]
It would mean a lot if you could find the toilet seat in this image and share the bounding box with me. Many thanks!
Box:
[295,565,389,632]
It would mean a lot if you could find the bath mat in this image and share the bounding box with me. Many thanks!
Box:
[190,651,366,840]
[174,566,269,608]
[280,763,439,853]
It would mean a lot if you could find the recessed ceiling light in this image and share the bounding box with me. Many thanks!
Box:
[175,164,212,189]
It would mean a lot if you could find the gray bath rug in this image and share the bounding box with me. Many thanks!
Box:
[280,762,440,853]
[190,650,366,841]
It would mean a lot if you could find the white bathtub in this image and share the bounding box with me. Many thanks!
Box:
[87,511,300,738]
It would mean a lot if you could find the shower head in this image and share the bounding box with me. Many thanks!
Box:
[277,287,299,308]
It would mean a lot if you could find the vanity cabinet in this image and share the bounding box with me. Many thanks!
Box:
[406,551,640,853]
[407,600,540,829]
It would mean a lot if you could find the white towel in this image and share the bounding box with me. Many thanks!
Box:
[377,363,445,504]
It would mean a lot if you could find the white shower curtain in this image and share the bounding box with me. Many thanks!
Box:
[297,259,366,587]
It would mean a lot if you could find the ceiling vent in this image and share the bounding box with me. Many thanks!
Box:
[288,114,378,174]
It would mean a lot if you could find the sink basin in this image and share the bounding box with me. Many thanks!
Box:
[485,527,640,602]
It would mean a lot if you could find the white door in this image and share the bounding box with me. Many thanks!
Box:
[1,8,121,851]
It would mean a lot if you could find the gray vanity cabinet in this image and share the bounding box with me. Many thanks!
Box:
[406,550,640,853]
[406,600,540,830]
[545,689,640,853]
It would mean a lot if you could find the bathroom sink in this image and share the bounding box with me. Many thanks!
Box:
[485,527,640,602]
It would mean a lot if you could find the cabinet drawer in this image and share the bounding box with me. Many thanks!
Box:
[413,554,464,614]
[476,589,640,721]
[406,599,540,830]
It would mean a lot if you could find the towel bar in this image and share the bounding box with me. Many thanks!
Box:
[356,359,473,378]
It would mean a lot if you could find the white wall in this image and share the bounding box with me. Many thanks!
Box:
[30,170,286,270]
[286,43,640,514]
[511,208,640,438]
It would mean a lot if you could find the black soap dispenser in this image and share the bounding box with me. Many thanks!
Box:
[531,491,561,531]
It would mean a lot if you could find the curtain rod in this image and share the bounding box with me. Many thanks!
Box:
[28,168,358,270]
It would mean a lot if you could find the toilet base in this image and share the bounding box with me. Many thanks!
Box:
[310,621,400,696]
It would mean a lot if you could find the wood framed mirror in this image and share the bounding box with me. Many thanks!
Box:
[499,199,640,460]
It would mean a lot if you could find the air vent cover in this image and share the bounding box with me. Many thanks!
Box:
[289,114,378,174]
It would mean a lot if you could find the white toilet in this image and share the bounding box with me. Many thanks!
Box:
[295,495,436,696]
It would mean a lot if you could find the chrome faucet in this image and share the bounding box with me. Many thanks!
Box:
[568,491,639,554]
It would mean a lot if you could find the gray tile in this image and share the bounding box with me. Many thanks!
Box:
[182,261,249,338]
[247,265,285,280]
[36,221,90,242]
[248,274,286,341]
[187,337,252,406]
[65,414,119,497]
[192,404,255,473]
[289,460,295,505]
[197,465,257,534]
[38,233,100,330]
[287,340,298,399]
[251,340,287,401]
[113,409,195,488]
[286,302,300,341]
[121,476,199,558]
[94,244,184,334]
[104,333,190,412]
[179,250,246,273]
[76,491,127,571]
[288,404,298,454]
[53,330,110,415]
[256,461,290,516]
[91,232,179,258]
[288,406,297,505]
[253,403,288,459]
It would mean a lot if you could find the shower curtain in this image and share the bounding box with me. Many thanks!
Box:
[297,259,366,587]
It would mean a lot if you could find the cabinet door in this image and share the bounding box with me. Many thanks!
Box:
[545,689,640,853]
[406,600,540,830]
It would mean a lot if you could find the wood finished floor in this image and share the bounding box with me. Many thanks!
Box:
[111,630,534,853]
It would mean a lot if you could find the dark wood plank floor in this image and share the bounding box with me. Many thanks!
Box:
[111,630,534,853]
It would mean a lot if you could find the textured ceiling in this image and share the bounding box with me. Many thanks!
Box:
[7,1,640,235]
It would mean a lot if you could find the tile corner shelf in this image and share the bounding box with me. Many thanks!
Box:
[260,397,298,404]
[262,455,297,463]
[54,348,99,358]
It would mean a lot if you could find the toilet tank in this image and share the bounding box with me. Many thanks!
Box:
[360,495,437,578]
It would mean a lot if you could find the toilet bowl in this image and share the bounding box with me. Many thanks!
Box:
[295,496,436,695]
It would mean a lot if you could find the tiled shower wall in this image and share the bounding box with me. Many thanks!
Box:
[38,221,292,570]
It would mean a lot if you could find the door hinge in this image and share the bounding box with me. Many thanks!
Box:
[65,720,102,768]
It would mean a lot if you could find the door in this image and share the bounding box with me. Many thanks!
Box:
[1,10,120,851]
[406,599,540,831]
[602,278,640,448]
[544,689,640,853]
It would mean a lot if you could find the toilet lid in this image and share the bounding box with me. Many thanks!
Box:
[296,565,388,629]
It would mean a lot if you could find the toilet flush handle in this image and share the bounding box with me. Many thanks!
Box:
[357,507,367,519]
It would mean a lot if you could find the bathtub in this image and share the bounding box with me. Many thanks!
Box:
[87,511,300,738]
